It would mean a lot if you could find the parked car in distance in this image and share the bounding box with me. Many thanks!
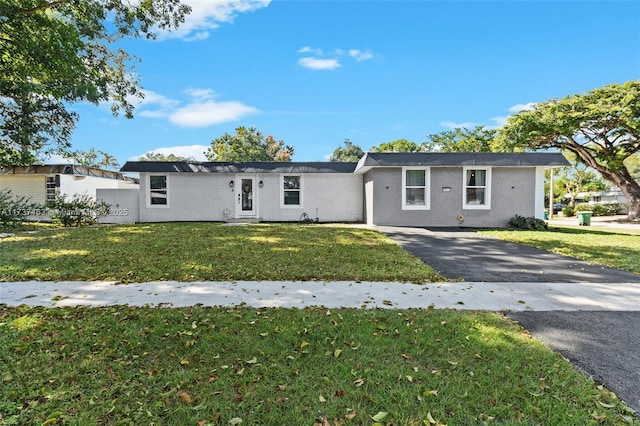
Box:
[552,203,567,213]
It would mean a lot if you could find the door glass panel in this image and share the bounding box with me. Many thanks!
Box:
[241,179,253,211]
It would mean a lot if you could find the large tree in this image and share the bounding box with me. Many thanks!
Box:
[72,148,119,170]
[424,126,499,152]
[205,126,294,162]
[0,0,191,167]
[371,139,424,152]
[500,81,640,220]
[330,139,364,162]
[139,152,197,162]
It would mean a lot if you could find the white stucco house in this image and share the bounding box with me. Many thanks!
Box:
[99,152,568,227]
[0,164,138,205]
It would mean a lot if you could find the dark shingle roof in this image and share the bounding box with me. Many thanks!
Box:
[120,161,358,174]
[355,152,569,173]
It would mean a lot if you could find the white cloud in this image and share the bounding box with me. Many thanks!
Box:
[169,100,258,127]
[348,49,374,61]
[297,46,323,55]
[298,57,341,71]
[487,102,537,128]
[184,88,217,101]
[136,88,258,127]
[133,145,209,161]
[296,46,375,70]
[440,121,480,129]
[508,102,537,113]
[489,116,509,128]
[138,90,181,110]
[161,0,271,41]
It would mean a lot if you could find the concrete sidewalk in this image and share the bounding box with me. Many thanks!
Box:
[2,280,640,311]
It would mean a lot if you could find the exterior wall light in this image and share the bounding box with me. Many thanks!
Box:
[259,180,264,188]
[229,180,234,188]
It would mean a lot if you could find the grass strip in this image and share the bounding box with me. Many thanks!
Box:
[0,223,443,283]
[1,306,636,425]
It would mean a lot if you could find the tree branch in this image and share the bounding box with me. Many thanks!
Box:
[16,1,67,15]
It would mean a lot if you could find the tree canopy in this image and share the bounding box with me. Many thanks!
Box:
[371,139,424,152]
[72,148,119,170]
[330,139,364,162]
[138,152,197,162]
[0,0,191,167]
[499,81,640,219]
[205,127,294,162]
[424,126,499,152]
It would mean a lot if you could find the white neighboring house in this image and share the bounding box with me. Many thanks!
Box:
[574,191,628,213]
[0,164,139,219]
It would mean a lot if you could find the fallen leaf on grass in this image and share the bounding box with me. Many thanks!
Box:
[371,412,388,421]
[177,390,192,403]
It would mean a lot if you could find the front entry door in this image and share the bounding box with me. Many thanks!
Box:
[236,176,256,217]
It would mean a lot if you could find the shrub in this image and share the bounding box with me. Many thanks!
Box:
[574,203,623,216]
[47,192,110,227]
[508,214,548,230]
[0,189,44,230]
[561,205,574,217]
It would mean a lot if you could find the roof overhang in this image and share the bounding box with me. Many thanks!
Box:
[120,161,358,174]
[354,152,570,174]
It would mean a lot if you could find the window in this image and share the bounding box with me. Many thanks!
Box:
[463,167,491,209]
[281,175,301,207]
[46,175,59,202]
[149,175,168,206]
[402,167,430,210]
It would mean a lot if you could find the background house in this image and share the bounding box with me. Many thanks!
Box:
[103,152,568,227]
[0,164,138,206]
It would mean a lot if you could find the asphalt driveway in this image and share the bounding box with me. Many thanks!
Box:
[378,226,640,283]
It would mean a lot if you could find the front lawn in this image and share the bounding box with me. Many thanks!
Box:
[1,306,636,425]
[480,226,640,274]
[0,223,444,283]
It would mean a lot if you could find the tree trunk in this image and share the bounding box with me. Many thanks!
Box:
[620,182,640,221]
[567,147,640,221]
[603,171,640,221]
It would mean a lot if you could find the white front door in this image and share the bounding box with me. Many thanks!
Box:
[235,175,256,217]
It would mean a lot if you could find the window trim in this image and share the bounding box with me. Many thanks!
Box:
[462,167,491,210]
[402,167,430,210]
[147,174,169,208]
[280,174,302,208]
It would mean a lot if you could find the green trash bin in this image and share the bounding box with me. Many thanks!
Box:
[577,211,592,226]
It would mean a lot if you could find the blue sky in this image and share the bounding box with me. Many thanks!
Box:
[63,0,640,165]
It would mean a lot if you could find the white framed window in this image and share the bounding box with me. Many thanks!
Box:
[148,175,169,207]
[281,175,302,208]
[402,167,430,210]
[45,175,59,202]
[463,167,491,209]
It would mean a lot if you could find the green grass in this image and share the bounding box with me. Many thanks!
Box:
[480,226,640,274]
[0,223,444,283]
[1,305,636,425]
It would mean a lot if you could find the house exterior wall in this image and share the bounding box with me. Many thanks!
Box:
[138,173,233,222]
[59,174,131,199]
[136,172,363,223]
[363,172,374,225]
[365,167,536,227]
[0,175,47,204]
[97,189,140,224]
[534,167,546,219]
